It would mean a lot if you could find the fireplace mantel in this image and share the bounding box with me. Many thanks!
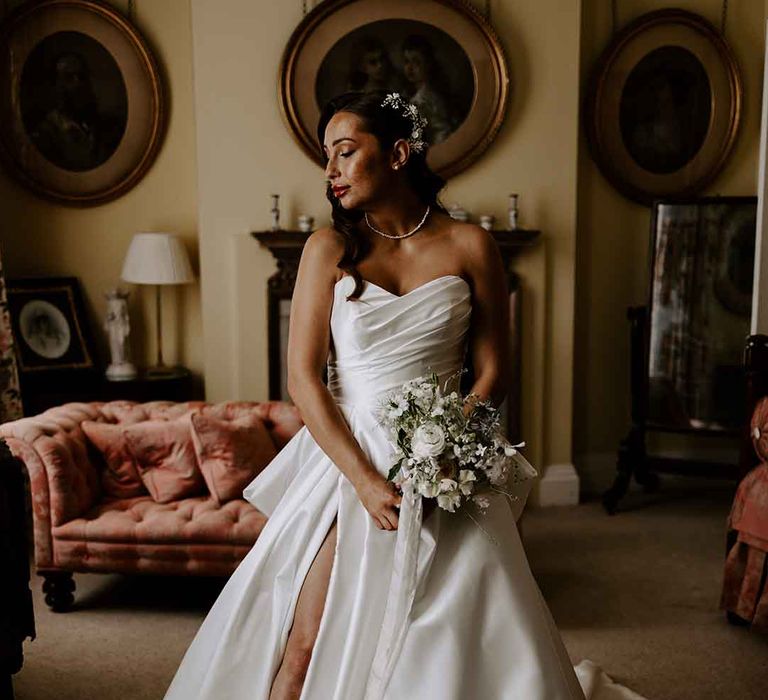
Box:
[252,228,541,441]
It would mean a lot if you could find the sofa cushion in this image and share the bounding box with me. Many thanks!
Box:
[752,397,768,463]
[123,415,206,504]
[82,421,147,499]
[52,495,267,545]
[190,413,278,505]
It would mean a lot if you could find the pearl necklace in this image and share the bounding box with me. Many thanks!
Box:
[364,205,431,239]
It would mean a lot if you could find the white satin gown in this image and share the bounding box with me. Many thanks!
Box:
[164,274,646,700]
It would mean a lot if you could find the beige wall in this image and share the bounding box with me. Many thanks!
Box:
[191,0,582,484]
[576,0,766,493]
[3,0,763,499]
[0,0,202,385]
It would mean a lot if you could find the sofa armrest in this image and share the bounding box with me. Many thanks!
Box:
[0,403,104,536]
[1,436,54,568]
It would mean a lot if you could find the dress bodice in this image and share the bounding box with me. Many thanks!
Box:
[326,274,472,409]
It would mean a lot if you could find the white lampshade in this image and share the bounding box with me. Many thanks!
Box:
[121,232,195,285]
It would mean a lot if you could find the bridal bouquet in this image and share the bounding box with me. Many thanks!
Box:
[373,368,537,536]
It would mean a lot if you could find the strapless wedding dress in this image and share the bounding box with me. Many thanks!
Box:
[164,274,646,699]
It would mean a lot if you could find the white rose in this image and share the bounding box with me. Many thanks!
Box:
[411,422,446,459]
[417,479,440,498]
[437,490,461,512]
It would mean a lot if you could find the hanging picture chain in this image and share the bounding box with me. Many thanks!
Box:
[611,0,618,35]
[720,0,728,36]
[484,1,491,22]
[127,0,135,21]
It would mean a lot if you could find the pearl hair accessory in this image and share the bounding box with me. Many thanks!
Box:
[381,92,428,153]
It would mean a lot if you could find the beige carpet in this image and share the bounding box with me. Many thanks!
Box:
[12,475,768,700]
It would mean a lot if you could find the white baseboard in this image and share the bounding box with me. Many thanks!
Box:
[531,463,580,506]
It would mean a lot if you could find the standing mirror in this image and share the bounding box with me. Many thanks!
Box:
[647,196,757,431]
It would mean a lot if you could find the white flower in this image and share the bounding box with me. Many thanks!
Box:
[485,457,507,486]
[411,422,446,459]
[439,477,458,493]
[458,469,477,495]
[472,494,491,511]
[417,480,440,498]
[503,440,526,456]
[437,490,461,512]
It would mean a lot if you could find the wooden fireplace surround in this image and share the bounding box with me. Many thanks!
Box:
[252,228,540,443]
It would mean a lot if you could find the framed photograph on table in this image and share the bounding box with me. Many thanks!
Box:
[585,9,742,206]
[0,0,165,206]
[6,277,96,373]
[279,0,509,178]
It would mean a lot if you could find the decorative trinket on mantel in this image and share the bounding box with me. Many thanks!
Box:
[508,193,519,230]
[448,203,469,222]
[270,194,280,231]
[479,215,495,231]
[298,214,314,232]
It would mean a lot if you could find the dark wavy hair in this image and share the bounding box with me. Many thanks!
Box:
[316,90,447,301]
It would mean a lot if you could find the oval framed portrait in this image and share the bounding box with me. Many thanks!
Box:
[585,9,742,205]
[279,0,509,178]
[0,0,165,206]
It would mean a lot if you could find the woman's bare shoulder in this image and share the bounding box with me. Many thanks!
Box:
[306,226,345,252]
[298,227,346,287]
[443,221,505,288]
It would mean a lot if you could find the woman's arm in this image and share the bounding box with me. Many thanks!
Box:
[286,228,402,530]
[457,225,511,413]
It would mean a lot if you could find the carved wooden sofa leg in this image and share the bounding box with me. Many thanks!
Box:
[41,572,75,612]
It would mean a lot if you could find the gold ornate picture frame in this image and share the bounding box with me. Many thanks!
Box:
[585,9,742,206]
[0,0,165,206]
[279,0,509,178]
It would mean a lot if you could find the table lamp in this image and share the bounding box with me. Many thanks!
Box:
[120,232,195,377]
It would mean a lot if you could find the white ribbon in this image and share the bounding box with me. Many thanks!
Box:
[363,481,423,700]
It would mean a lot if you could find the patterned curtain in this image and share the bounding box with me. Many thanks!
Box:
[0,246,23,423]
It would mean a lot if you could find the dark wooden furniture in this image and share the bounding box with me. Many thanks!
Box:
[0,438,35,700]
[252,228,540,443]
[603,198,757,515]
[603,306,751,514]
[19,366,202,416]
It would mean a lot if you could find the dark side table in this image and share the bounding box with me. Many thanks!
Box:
[20,367,202,415]
[98,367,200,403]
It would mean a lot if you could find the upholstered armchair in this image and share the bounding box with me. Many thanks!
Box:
[0,399,303,611]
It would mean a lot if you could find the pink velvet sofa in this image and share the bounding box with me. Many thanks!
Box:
[0,399,303,611]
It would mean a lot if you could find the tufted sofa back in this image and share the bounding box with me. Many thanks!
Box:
[0,400,304,528]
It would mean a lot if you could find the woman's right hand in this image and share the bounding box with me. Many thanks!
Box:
[355,472,402,531]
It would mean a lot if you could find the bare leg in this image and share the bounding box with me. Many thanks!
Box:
[269,516,338,700]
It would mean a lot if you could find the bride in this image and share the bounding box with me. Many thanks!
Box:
[164,90,645,699]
